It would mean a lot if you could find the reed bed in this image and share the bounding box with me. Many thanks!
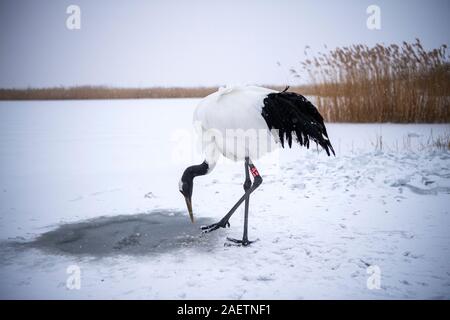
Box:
[0,86,219,100]
[294,39,450,123]
[1,40,448,123]
[0,85,313,101]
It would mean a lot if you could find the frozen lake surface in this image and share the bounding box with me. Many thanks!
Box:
[0,99,449,299]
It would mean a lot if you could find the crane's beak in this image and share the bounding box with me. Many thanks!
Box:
[184,196,194,223]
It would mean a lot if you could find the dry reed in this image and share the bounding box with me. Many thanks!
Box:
[0,85,313,101]
[0,86,218,100]
[1,39,448,123]
[293,39,450,123]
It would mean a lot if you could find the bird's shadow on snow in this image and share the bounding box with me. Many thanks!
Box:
[2,210,220,258]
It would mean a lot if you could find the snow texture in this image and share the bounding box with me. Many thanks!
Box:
[0,99,449,299]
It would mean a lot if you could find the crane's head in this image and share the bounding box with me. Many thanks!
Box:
[179,176,194,223]
[179,161,209,223]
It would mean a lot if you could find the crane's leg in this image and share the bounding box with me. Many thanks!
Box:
[201,157,262,246]
[226,157,255,246]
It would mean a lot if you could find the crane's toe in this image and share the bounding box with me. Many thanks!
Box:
[201,221,230,233]
[225,237,257,247]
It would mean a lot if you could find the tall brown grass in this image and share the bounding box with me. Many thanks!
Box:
[0,85,312,101]
[293,39,450,122]
[0,86,219,100]
[1,40,448,123]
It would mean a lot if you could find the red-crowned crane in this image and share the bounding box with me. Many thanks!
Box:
[179,85,335,246]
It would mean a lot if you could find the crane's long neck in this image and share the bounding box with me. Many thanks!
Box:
[182,140,220,182]
[182,161,209,181]
[180,161,210,223]
[202,142,220,174]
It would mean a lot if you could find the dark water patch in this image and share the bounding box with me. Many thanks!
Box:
[1,210,220,258]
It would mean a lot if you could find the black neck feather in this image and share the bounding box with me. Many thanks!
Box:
[182,161,209,182]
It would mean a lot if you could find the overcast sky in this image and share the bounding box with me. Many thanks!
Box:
[0,0,449,88]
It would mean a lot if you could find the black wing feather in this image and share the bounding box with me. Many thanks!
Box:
[261,91,335,156]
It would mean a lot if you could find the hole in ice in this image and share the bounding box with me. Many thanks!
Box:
[6,210,219,257]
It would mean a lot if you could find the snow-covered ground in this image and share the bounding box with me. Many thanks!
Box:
[0,99,449,299]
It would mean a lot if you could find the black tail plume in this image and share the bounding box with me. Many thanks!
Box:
[261,91,335,156]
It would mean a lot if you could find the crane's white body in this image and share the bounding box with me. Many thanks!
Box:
[193,85,279,170]
[181,85,334,230]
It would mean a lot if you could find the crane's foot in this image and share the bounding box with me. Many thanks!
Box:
[201,221,230,233]
[225,237,258,247]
